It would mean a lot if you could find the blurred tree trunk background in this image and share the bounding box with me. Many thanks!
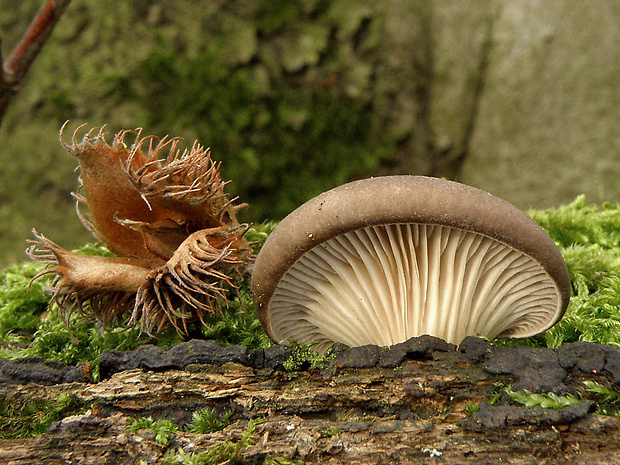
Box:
[0,0,619,265]
[0,0,72,125]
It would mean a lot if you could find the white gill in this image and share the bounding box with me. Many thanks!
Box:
[268,223,560,351]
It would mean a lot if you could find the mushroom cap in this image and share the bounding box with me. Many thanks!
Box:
[251,175,571,351]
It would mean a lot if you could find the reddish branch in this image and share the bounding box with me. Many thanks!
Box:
[0,0,71,125]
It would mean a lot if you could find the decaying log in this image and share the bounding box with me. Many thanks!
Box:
[0,337,619,464]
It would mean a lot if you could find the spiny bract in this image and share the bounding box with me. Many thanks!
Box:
[28,123,252,335]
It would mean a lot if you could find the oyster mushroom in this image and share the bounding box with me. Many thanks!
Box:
[251,176,571,351]
[28,124,252,334]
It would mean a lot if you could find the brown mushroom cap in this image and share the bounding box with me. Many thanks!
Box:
[251,175,571,351]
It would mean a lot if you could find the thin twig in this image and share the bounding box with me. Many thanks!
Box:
[0,0,71,125]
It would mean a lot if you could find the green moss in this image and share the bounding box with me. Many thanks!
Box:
[245,222,278,254]
[204,417,265,464]
[199,270,272,351]
[127,416,179,447]
[282,341,336,372]
[261,457,306,465]
[0,226,273,372]
[4,198,620,370]
[466,402,480,414]
[4,307,184,373]
[198,222,276,350]
[496,196,620,348]
[0,242,185,376]
[0,261,50,344]
[583,380,620,418]
[528,195,620,249]
[488,381,506,405]
[188,408,234,434]
[506,388,581,410]
[0,393,87,439]
[173,417,266,465]
[200,297,272,351]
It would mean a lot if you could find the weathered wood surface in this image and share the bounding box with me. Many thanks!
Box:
[1,341,620,464]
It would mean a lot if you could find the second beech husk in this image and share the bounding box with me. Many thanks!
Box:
[28,124,252,335]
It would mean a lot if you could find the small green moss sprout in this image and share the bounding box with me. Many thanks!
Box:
[583,380,620,417]
[584,380,620,403]
[188,408,234,434]
[127,416,179,447]
[282,341,336,372]
[506,388,580,409]
[488,382,505,405]
[466,402,480,414]
[320,427,341,438]
[262,457,306,465]
[173,417,266,465]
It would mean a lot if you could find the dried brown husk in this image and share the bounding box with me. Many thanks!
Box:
[28,124,252,334]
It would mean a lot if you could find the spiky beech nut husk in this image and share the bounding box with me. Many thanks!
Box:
[28,123,253,334]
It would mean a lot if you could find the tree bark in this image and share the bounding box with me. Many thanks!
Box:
[375,1,499,181]
[0,347,618,464]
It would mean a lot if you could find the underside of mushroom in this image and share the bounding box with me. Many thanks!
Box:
[269,223,561,352]
[251,175,571,352]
